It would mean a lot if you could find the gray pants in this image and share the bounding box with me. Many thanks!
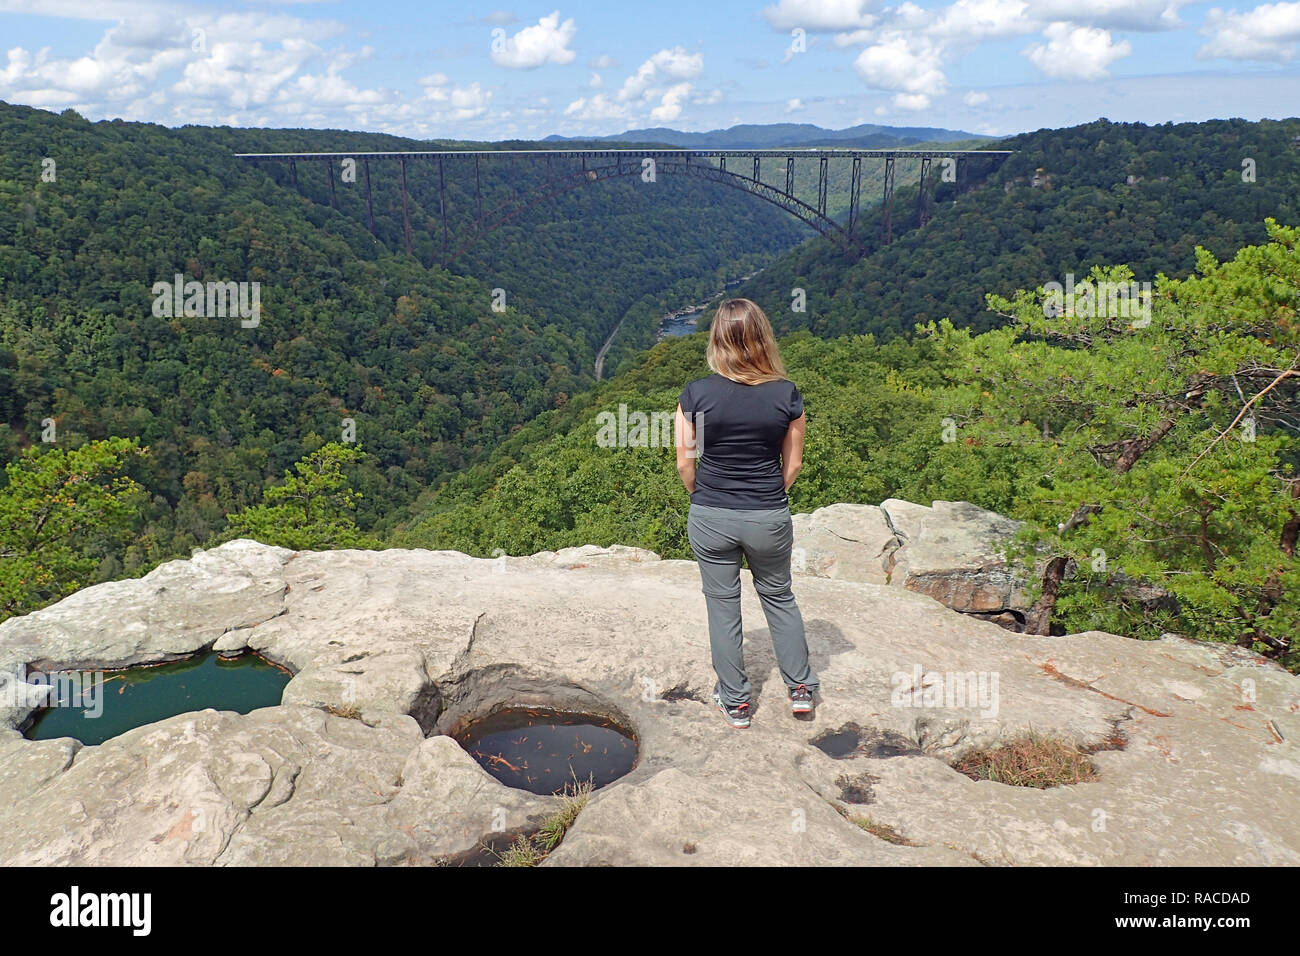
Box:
[687,503,819,708]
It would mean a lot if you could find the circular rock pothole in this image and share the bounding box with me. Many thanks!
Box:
[453,706,638,795]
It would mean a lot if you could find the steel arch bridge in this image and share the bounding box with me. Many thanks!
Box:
[235,147,1013,264]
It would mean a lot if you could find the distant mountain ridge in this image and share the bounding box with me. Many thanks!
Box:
[542,121,990,149]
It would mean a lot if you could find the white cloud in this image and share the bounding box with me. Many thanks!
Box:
[827,0,1178,101]
[830,0,1029,67]
[762,0,877,31]
[489,10,577,69]
[650,81,691,122]
[0,7,364,119]
[563,92,626,121]
[1199,2,1300,61]
[832,28,877,47]
[964,89,990,104]
[892,91,930,109]
[175,37,320,111]
[0,48,31,87]
[566,48,706,126]
[589,71,603,88]
[417,73,492,119]
[835,2,1023,99]
[589,53,617,68]
[1025,21,1132,78]
[0,2,510,136]
[281,64,386,109]
[925,0,1032,41]
[1,22,187,106]
[1026,0,1190,31]
[445,81,492,120]
[618,46,704,101]
[787,96,804,112]
[853,33,947,94]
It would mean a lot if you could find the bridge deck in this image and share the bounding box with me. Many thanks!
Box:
[235,148,1014,161]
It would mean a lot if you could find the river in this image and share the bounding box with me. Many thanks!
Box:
[657,308,705,340]
[597,273,759,379]
[655,273,758,340]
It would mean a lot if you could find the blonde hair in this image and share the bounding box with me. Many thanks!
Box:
[706,298,788,385]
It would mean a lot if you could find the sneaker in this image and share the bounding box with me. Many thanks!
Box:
[789,684,815,715]
[712,687,752,729]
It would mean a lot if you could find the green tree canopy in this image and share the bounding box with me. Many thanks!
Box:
[223,442,373,551]
[0,437,147,616]
[935,218,1299,664]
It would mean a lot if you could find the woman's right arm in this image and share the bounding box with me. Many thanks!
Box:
[675,403,697,494]
[782,412,806,491]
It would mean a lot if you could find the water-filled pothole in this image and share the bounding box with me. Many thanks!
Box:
[23,651,291,746]
[454,707,638,795]
[811,723,923,759]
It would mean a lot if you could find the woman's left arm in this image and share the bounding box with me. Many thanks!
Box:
[782,412,806,491]
[675,403,696,494]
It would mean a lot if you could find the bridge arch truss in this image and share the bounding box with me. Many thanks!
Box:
[235,147,1013,265]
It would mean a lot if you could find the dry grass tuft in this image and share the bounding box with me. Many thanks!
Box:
[951,732,1100,788]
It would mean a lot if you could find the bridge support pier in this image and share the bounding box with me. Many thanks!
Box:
[438,155,448,256]
[817,156,828,217]
[327,159,337,209]
[475,155,483,222]
[400,157,413,256]
[848,155,861,243]
[364,159,376,234]
[881,156,895,245]
[917,156,932,228]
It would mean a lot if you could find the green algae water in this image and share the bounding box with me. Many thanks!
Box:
[24,652,291,746]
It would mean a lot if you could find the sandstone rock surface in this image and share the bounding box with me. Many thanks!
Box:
[794,500,1039,627]
[1,527,1296,866]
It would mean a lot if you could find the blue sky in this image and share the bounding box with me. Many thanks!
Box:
[1,1,1298,139]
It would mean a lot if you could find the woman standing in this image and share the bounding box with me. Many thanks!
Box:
[675,298,819,728]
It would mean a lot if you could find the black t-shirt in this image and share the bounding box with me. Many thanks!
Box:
[678,373,804,509]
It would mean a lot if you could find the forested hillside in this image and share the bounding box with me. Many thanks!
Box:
[732,118,1300,339]
[0,102,803,571]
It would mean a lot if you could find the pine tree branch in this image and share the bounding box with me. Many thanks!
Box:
[1179,367,1298,482]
